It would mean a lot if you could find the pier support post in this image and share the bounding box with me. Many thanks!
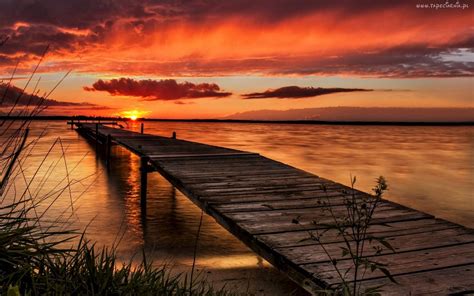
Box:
[140,156,149,208]
[95,123,99,151]
[172,131,176,139]
[105,134,112,168]
[140,122,144,134]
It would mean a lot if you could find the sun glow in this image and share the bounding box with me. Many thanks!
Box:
[117,110,150,120]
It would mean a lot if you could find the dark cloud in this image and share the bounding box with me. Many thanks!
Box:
[165,0,412,24]
[0,0,147,29]
[0,1,395,28]
[0,24,80,56]
[174,101,194,105]
[84,78,232,100]
[242,86,372,99]
[0,82,103,107]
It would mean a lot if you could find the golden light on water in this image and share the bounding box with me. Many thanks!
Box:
[189,255,271,270]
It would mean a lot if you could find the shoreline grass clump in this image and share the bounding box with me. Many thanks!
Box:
[0,196,231,295]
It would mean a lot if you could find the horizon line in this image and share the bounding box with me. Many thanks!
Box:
[2,115,473,126]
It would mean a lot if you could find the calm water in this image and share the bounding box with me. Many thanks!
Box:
[3,121,473,295]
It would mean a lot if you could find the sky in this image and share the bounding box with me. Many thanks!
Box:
[0,0,472,119]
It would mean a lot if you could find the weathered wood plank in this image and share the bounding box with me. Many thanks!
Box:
[175,172,317,183]
[167,167,303,177]
[276,228,474,265]
[356,264,474,296]
[185,177,329,190]
[256,219,461,248]
[213,194,368,212]
[225,203,406,223]
[202,189,348,204]
[305,243,474,285]
[237,211,432,234]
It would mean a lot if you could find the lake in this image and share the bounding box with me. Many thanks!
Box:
[4,120,473,295]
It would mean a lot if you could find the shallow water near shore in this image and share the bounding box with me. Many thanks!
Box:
[3,120,473,295]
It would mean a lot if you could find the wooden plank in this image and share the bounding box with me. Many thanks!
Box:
[175,172,317,183]
[214,197,393,216]
[156,158,298,169]
[154,154,266,164]
[184,176,330,190]
[202,189,348,204]
[149,152,257,159]
[256,219,461,248]
[160,158,291,168]
[164,168,308,178]
[356,264,474,296]
[276,228,474,265]
[225,203,405,223]
[159,158,289,168]
[213,194,368,212]
[237,211,432,234]
[163,165,293,175]
[193,184,335,195]
[304,243,474,285]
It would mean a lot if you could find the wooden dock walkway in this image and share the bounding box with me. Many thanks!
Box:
[74,122,474,295]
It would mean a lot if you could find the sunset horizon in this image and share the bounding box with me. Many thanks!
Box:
[0,0,473,120]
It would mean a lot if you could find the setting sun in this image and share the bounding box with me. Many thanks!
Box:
[117,110,150,121]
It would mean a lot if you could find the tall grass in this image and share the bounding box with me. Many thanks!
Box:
[0,44,231,295]
[2,232,228,295]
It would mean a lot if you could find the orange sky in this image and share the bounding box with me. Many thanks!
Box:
[0,0,472,119]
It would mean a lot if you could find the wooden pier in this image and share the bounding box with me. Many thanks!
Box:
[74,122,474,295]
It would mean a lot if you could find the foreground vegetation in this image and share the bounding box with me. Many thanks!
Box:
[1,215,227,295]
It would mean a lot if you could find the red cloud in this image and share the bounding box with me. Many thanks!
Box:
[84,78,232,100]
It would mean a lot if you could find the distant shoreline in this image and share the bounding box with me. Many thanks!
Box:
[1,115,473,126]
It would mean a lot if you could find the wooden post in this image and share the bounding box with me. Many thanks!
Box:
[95,123,99,151]
[105,134,112,168]
[140,122,144,134]
[172,131,176,139]
[140,156,149,208]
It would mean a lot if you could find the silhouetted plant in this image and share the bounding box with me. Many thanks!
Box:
[293,176,396,295]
